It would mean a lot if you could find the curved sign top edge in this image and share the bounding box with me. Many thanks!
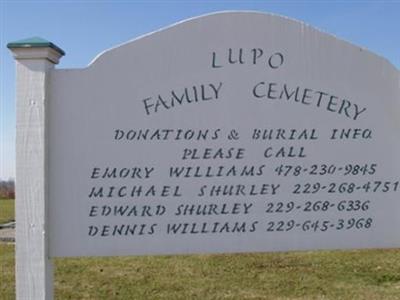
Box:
[48,9,400,257]
[86,10,399,73]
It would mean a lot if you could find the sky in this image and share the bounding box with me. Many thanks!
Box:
[0,0,399,180]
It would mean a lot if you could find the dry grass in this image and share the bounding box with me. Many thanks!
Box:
[1,244,400,299]
[0,199,14,224]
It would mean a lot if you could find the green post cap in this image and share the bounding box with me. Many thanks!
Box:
[7,37,65,56]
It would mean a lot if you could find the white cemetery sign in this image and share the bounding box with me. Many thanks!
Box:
[8,11,400,299]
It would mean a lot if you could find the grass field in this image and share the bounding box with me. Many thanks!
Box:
[1,198,400,299]
[1,244,400,299]
[0,199,14,224]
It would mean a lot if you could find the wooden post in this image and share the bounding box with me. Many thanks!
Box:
[7,37,64,300]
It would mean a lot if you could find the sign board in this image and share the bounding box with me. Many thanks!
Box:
[45,12,400,257]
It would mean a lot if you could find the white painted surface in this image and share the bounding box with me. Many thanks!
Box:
[10,47,63,64]
[48,12,400,257]
[13,56,57,298]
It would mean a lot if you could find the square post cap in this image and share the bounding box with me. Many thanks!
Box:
[7,37,65,64]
